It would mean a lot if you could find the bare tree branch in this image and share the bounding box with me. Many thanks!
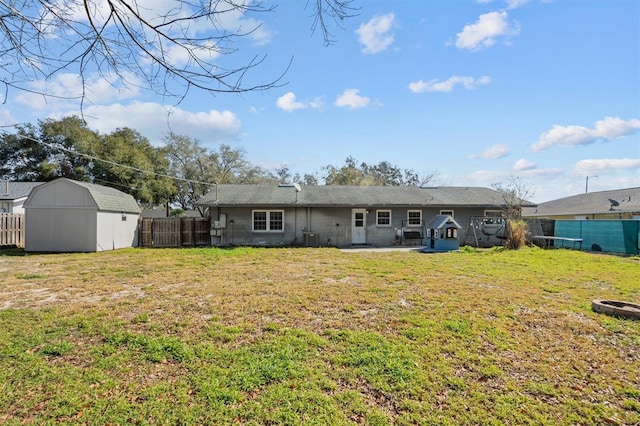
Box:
[0,0,353,109]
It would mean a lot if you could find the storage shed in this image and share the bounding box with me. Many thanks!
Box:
[24,178,140,252]
[425,214,462,252]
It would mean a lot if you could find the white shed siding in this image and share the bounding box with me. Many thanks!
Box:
[24,178,140,252]
[25,207,97,252]
[96,211,139,251]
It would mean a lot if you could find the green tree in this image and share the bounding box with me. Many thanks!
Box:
[93,128,175,208]
[163,133,275,215]
[322,156,367,185]
[162,133,214,215]
[0,124,50,181]
[210,144,271,184]
[0,117,100,182]
[322,156,438,186]
[39,116,100,181]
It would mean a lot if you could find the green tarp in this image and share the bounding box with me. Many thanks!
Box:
[555,220,640,255]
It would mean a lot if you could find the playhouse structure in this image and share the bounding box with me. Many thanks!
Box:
[425,214,462,252]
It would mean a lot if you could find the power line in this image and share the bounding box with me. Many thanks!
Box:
[15,134,217,187]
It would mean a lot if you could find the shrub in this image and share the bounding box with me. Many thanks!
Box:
[504,219,527,249]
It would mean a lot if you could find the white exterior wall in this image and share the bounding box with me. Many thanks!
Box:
[25,207,97,252]
[1,197,27,214]
[96,211,139,251]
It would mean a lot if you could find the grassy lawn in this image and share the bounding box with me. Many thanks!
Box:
[0,246,638,425]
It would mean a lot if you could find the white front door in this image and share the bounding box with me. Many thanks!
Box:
[352,209,367,244]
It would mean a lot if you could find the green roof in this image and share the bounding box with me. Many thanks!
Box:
[70,180,141,213]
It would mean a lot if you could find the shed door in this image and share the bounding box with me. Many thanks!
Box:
[351,209,367,244]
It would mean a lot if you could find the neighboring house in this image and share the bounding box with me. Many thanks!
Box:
[425,214,462,252]
[197,184,525,247]
[24,178,141,252]
[0,181,43,214]
[522,187,640,220]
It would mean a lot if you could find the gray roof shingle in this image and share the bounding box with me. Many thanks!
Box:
[523,187,640,217]
[426,214,462,229]
[197,184,531,208]
[0,182,43,200]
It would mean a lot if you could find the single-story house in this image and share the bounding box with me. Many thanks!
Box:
[24,178,141,252]
[197,184,528,247]
[0,181,43,214]
[425,214,462,252]
[522,187,640,220]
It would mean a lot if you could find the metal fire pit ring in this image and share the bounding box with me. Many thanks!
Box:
[592,299,640,320]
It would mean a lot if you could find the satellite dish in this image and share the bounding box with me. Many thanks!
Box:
[608,198,619,207]
[293,183,302,192]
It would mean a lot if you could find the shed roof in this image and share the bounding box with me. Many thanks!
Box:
[27,178,140,214]
[0,181,43,201]
[426,214,462,229]
[523,187,640,217]
[197,184,533,208]
[72,180,140,213]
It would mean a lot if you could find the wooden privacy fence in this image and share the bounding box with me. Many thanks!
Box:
[1,213,24,247]
[139,217,211,248]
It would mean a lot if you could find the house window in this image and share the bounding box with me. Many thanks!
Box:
[376,210,391,226]
[407,210,422,226]
[446,228,458,238]
[440,210,454,218]
[253,210,284,232]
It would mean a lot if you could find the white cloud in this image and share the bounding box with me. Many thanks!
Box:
[0,109,17,127]
[518,167,563,178]
[16,72,141,110]
[308,97,326,110]
[573,158,640,175]
[335,89,372,109]
[409,76,491,93]
[469,144,510,159]
[64,0,272,45]
[506,0,532,8]
[356,13,395,54]
[475,0,533,8]
[530,117,640,151]
[80,101,241,144]
[276,92,324,112]
[513,158,536,171]
[455,11,520,51]
[276,92,308,112]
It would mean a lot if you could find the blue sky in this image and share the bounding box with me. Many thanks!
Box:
[1,0,638,203]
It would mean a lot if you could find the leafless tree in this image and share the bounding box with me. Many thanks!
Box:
[0,0,356,108]
[492,176,535,249]
[492,176,534,220]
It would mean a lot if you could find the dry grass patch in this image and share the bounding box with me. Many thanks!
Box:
[0,247,638,425]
